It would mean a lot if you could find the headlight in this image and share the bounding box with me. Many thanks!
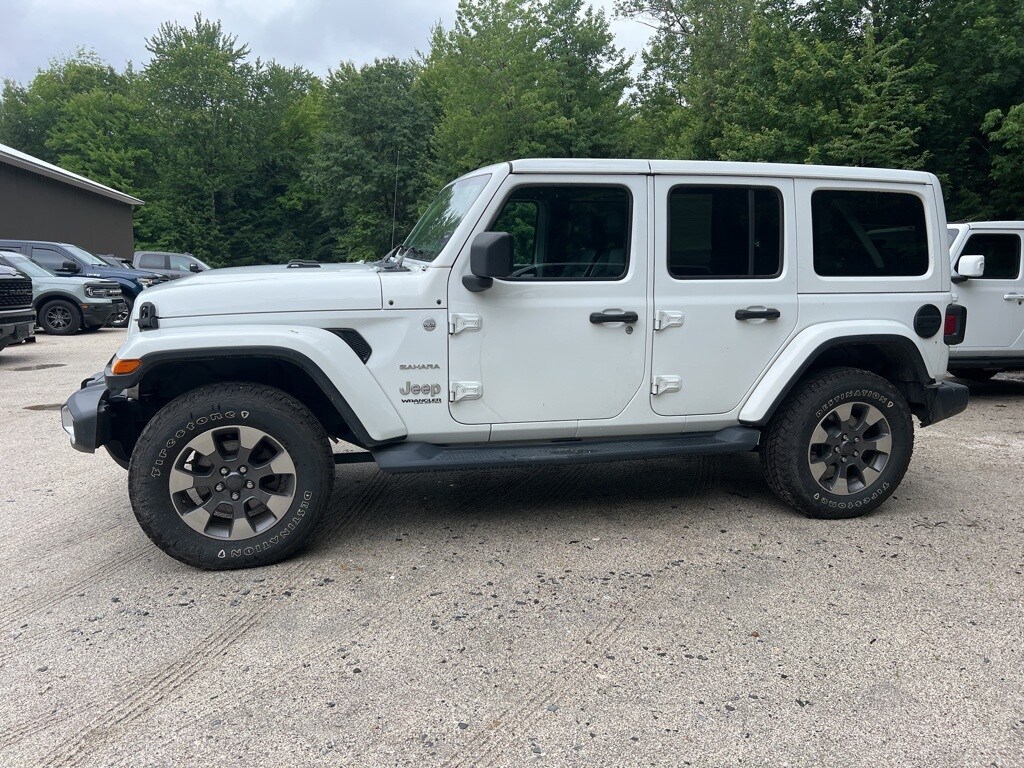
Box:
[137,277,156,288]
[85,283,119,298]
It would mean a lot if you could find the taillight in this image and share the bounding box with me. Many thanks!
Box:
[944,304,967,345]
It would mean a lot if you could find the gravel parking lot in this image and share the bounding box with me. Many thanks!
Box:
[1,329,1022,767]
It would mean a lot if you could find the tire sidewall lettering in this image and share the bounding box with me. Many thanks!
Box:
[146,407,312,559]
[807,386,903,510]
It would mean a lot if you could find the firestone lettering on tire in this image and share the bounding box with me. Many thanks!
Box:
[815,390,894,420]
[226,491,313,559]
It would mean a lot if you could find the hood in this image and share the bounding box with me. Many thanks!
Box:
[142,262,383,318]
[35,275,114,289]
[81,265,162,281]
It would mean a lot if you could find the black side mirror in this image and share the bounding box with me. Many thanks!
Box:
[61,260,80,274]
[463,232,513,292]
[189,263,202,273]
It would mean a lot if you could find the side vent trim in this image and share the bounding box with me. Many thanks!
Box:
[329,328,372,363]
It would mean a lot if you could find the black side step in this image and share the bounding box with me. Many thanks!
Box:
[334,452,376,465]
[370,427,760,474]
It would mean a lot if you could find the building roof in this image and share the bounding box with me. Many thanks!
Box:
[0,142,143,206]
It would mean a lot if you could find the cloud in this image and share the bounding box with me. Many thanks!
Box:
[0,0,650,83]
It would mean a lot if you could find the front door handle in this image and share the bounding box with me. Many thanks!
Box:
[1004,293,1024,302]
[735,307,781,321]
[590,310,639,324]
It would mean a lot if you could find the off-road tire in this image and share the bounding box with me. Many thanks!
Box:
[760,367,914,520]
[39,298,82,335]
[128,383,334,569]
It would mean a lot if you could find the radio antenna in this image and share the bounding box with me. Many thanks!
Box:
[391,149,401,251]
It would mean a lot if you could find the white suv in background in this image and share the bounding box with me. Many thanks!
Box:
[63,160,969,569]
[948,222,1024,379]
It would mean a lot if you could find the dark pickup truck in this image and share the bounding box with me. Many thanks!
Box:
[0,265,35,353]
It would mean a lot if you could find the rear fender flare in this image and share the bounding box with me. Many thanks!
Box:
[739,323,936,426]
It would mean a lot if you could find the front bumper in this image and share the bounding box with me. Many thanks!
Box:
[921,381,969,427]
[82,300,123,326]
[1,315,36,346]
[61,372,108,453]
[62,372,135,468]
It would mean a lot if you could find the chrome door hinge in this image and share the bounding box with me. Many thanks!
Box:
[449,381,482,402]
[653,310,684,331]
[651,375,682,396]
[449,313,482,335]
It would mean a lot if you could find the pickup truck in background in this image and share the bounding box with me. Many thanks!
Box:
[948,222,1024,380]
[0,264,35,353]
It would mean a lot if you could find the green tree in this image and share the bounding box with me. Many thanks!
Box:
[0,49,124,162]
[44,71,152,193]
[619,0,931,170]
[425,0,632,180]
[307,58,433,261]
[982,104,1024,218]
[139,14,257,263]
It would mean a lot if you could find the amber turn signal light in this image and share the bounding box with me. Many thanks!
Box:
[110,358,142,375]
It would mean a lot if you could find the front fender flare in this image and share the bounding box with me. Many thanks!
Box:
[106,325,408,444]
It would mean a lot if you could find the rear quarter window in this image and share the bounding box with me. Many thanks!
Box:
[812,190,929,277]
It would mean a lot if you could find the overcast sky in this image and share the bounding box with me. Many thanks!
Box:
[0,0,653,84]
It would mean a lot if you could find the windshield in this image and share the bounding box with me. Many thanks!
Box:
[64,244,108,266]
[2,253,54,278]
[401,174,491,261]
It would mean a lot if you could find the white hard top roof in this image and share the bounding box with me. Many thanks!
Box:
[952,221,1024,230]
[493,158,937,184]
[0,142,143,206]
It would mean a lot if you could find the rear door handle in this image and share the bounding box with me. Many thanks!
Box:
[735,307,781,321]
[590,310,639,324]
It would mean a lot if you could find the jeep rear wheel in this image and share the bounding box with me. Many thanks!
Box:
[128,383,334,569]
[760,367,914,520]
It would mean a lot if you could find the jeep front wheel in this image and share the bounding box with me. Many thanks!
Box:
[128,383,334,569]
[760,367,914,520]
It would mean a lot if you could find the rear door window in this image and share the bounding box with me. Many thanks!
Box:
[138,254,165,269]
[32,247,71,271]
[667,186,782,279]
[812,191,929,277]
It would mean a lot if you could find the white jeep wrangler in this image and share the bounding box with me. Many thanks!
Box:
[63,160,969,569]
[947,221,1024,379]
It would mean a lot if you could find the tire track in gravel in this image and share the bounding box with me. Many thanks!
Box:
[206,465,558,692]
[29,610,264,768]
[0,465,393,655]
[0,713,74,754]
[0,547,150,639]
[11,469,410,764]
[440,616,628,768]
[356,465,594,748]
[437,460,720,768]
